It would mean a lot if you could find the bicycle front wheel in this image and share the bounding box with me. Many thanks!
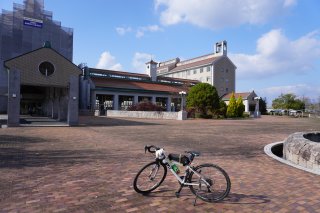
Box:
[133,161,167,194]
[189,164,231,202]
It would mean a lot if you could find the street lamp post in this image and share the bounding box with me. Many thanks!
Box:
[254,96,261,118]
[179,91,186,111]
[178,91,187,120]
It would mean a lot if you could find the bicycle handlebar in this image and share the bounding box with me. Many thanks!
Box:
[144,145,160,154]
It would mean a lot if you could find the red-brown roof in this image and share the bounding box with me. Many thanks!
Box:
[222,92,253,100]
[157,76,199,84]
[92,77,189,93]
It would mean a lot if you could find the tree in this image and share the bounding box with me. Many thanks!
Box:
[218,100,228,118]
[186,83,220,117]
[259,98,267,115]
[272,93,305,110]
[226,92,237,118]
[236,96,245,117]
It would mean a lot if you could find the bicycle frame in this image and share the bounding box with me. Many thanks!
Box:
[164,161,211,187]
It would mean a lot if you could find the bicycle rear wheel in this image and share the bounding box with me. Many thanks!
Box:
[189,164,231,202]
[133,161,167,194]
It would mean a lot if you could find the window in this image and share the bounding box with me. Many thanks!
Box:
[226,88,229,92]
[206,77,211,82]
[207,66,211,72]
[200,68,203,73]
[220,77,224,82]
[226,79,229,83]
[221,69,224,72]
[187,70,190,75]
[193,69,197,74]
[39,61,55,77]
[226,69,229,73]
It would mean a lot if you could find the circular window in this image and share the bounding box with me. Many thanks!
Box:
[39,61,55,77]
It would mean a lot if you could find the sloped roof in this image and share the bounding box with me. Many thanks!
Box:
[171,57,219,72]
[222,92,256,100]
[157,76,199,84]
[91,77,189,94]
[89,68,150,79]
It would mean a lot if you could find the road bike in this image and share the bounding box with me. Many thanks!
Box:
[133,145,231,205]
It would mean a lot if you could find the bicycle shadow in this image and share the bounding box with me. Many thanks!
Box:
[140,189,270,205]
[221,192,271,205]
[141,189,178,198]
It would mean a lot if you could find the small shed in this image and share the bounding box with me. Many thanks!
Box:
[221,91,258,113]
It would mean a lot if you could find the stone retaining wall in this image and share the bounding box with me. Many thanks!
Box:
[106,110,179,120]
[283,132,320,171]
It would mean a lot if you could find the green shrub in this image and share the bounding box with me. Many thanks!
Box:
[226,93,237,118]
[236,96,245,117]
[128,101,164,111]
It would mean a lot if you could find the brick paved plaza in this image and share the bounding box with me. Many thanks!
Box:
[0,116,320,212]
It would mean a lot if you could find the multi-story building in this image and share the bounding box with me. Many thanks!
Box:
[0,0,73,113]
[157,41,236,97]
[80,61,198,113]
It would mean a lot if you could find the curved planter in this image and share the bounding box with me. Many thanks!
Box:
[283,132,320,172]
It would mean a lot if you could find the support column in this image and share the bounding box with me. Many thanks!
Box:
[68,76,79,126]
[47,99,53,117]
[7,69,20,127]
[134,95,139,105]
[58,89,68,121]
[113,94,119,110]
[166,97,172,112]
[151,96,156,104]
[52,88,59,119]
[91,91,96,111]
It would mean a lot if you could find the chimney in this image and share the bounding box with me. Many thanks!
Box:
[215,40,227,56]
[145,60,158,81]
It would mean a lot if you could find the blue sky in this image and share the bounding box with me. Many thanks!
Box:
[1,0,320,105]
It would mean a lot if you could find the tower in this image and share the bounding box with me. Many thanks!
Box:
[145,60,158,82]
[215,40,227,56]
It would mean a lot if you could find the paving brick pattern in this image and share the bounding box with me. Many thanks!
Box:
[0,116,320,212]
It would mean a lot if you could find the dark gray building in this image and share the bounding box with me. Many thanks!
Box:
[0,0,73,113]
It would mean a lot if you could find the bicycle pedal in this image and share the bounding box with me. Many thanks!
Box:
[175,192,180,198]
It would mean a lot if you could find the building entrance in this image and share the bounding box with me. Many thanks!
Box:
[21,85,46,116]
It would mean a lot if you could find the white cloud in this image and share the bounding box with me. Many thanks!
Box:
[257,84,320,104]
[146,25,163,32]
[136,25,163,38]
[132,52,153,73]
[283,0,297,7]
[230,29,320,79]
[116,27,132,36]
[136,30,145,38]
[155,0,296,29]
[96,51,122,70]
